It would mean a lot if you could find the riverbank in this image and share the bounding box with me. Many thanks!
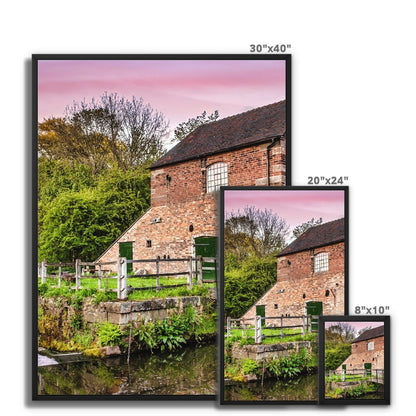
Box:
[38,293,217,355]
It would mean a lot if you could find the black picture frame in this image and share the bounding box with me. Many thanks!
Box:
[318,315,390,405]
[33,54,291,401]
[219,186,348,405]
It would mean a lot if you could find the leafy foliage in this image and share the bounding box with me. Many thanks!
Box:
[96,322,123,347]
[325,342,352,370]
[292,217,323,239]
[266,348,311,380]
[38,166,150,262]
[173,110,219,142]
[224,256,277,318]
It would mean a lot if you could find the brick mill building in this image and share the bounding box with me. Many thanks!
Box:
[241,218,345,323]
[336,326,384,374]
[96,101,287,274]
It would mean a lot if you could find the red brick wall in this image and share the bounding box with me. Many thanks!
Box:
[353,336,384,354]
[337,336,384,372]
[97,139,285,269]
[241,242,345,320]
[151,140,285,207]
[277,242,345,282]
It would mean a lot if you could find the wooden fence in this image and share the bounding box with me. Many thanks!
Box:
[225,315,319,344]
[38,256,217,300]
[326,368,384,384]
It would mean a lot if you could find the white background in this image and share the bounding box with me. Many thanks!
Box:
[1,0,414,414]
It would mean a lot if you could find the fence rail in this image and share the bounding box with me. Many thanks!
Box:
[38,256,217,300]
[225,314,319,344]
[326,368,384,383]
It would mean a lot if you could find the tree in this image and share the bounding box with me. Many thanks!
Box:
[292,217,323,239]
[65,92,169,169]
[326,322,357,343]
[173,110,219,142]
[38,167,150,262]
[224,257,277,318]
[225,206,289,259]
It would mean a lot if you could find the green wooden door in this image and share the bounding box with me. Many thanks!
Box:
[364,363,372,376]
[194,237,217,281]
[306,301,323,332]
[119,242,133,274]
[256,305,266,327]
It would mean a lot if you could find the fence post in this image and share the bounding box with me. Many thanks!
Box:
[75,259,81,289]
[41,260,47,284]
[301,315,305,337]
[307,315,311,333]
[156,257,160,291]
[242,321,245,337]
[117,257,128,300]
[197,255,203,285]
[280,316,283,338]
[187,256,193,289]
[97,263,102,291]
[58,263,62,288]
[227,316,231,338]
[255,315,262,344]
[214,257,217,282]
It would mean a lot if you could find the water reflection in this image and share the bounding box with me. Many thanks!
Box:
[224,374,318,402]
[38,344,216,396]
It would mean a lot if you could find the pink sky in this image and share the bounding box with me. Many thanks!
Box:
[224,190,345,235]
[325,321,384,332]
[38,59,286,132]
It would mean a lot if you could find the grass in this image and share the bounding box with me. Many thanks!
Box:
[325,373,372,382]
[38,278,215,302]
[227,327,317,344]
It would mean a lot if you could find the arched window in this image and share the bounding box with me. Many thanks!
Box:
[206,162,228,192]
[314,252,328,273]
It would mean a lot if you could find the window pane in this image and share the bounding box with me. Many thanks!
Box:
[207,162,228,192]
[314,252,328,272]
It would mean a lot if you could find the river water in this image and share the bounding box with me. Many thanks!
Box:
[224,373,318,402]
[38,344,216,396]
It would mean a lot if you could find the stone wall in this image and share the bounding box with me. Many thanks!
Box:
[241,242,345,320]
[231,341,316,362]
[39,294,214,332]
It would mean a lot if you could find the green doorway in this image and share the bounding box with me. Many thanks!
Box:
[119,242,133,274]
[364,363,372,376]
[306,301,323,332]
[256,305,266,327]
[194,236,217,281]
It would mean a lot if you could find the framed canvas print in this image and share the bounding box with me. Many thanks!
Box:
[219,186,348,404]
[319,315,390,405]
[33,54,291,400]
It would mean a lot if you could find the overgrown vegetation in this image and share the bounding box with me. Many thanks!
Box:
[326,381,379,399]
[224,256,276,318]
[38,299,217,355]
[224,348,316,382]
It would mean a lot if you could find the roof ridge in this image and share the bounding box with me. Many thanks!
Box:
[210,99,285,125]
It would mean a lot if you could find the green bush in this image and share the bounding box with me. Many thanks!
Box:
[224,256,276,318]
[325,342,351,370]
[241,358,259,375]
[266,348,311,380]
[96,322,123,347]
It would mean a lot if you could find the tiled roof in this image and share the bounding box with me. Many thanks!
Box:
[277,218,344,257]
[352,326,384,343]
[150,100,286,169]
